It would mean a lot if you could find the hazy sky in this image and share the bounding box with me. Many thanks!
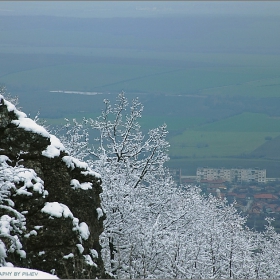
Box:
[0,1,280,18]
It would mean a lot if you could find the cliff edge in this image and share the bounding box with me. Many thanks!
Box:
[0,95,108,278]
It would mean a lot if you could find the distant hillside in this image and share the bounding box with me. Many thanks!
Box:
[250,135,280,160]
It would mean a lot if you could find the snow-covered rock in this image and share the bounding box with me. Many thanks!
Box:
[0,94,106,278]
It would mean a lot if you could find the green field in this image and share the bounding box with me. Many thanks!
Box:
[2,54,280,97]
[1,15,280,177]
[169,113,280,156]
[2,52,280,177]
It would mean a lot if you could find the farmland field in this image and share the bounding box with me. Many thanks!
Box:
[2,52,280,96]
[1,15,280,177]
[169,113,280,156]
[2,53,280,177]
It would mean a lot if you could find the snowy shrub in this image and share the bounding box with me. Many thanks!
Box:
[0,157,27,266]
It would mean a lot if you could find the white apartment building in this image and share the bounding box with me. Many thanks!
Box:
[197,167,266,183]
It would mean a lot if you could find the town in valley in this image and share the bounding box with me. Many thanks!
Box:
[172,167,280,231]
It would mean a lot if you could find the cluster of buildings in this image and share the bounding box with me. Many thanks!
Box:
[172,167,267,185]
[171,167,280,231]
[196,167,266,183]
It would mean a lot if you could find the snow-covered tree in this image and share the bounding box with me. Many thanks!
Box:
[0,86,19,107]
[57,92,280,279]
[85,93,172,277]
[251,218,280,279]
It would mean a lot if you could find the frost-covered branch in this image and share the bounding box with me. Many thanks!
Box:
[56,92,280,279]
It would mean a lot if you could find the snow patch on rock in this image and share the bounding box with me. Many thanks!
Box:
[41,202,73,219]
[63,253,74,259]
[96,208,103,220]
[70,179,92,190]
[63,156,101,178]
[13,168,47,198]
[83,254,97,267]
[42,135,65,158]
[76,244,84,254]
[72,219,90,241]
[12,117,50,138]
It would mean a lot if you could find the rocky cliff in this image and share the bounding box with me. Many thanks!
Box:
[0,95,108,278]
